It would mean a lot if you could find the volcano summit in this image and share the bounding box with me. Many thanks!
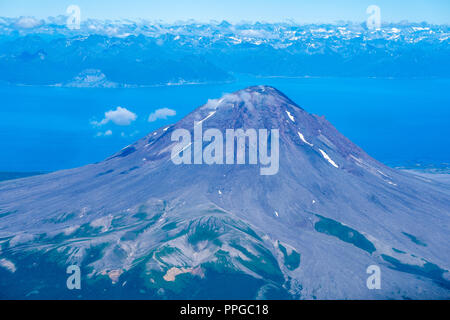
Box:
[0,86,449,299]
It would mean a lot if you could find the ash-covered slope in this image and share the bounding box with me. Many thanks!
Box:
[0,86,449,299]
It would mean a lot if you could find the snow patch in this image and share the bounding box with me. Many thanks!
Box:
[9,233,35,247]
[298,132,313,146]
[90,215,113,232]
[0,258,16,273]
[63,225,79,235]
[377,169,389,178]
[196,111,216,125]
[319,149,339,168]
[286,111,295,122]
[171,142,192,161]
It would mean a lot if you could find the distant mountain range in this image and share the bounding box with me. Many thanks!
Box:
[0,86,448,299]
[0,18,448,86]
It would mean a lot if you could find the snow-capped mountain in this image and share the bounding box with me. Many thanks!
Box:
[1,16,448,43]
[0,18,448,86]
[0,86,448,299]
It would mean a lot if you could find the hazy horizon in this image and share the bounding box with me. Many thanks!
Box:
[0,0,449,24]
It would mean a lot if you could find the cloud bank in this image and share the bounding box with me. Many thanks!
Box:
[14,17,43,29]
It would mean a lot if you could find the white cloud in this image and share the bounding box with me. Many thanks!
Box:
[15,17,42,29]
[203,98,223,110]
[120,130,139,138]
[96,130,113,137]
[92,107,137,126]
[148,108,176,122]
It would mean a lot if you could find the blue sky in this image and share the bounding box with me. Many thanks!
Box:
[0,0,449,24]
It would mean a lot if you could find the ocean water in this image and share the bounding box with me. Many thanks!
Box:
[0,77,449,172]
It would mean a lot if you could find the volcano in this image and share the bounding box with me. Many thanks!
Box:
[0,86,449,299]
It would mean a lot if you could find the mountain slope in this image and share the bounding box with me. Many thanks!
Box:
[0,86,449,299]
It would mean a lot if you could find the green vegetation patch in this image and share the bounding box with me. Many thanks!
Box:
[230,242,284,284]
[381,254,449,290]
[314,214,376,254]
[278,242,300,271]
[402,232,427,247]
